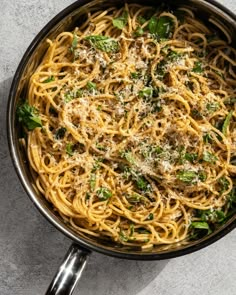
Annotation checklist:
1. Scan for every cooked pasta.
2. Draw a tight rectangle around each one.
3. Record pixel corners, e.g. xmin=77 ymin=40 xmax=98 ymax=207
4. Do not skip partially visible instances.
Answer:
xmin=17 ymin=2 xmax=236 ymax=250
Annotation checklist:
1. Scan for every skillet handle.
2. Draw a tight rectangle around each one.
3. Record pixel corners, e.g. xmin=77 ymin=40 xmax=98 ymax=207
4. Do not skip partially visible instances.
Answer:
xmin=45 ymin=243 xmax=90 ymax=295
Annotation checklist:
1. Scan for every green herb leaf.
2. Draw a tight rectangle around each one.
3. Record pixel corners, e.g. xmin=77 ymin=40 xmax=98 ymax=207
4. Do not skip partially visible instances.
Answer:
xmin=85 ymin=193 xmax=91 ymax=200
xmin=130 ymin=72 xmax=140 ymax=79
xmin=17 ymin=102 xmax=42 ymax=131
xmin=203 ymin=133 xmax=213 ymax=144
xmin=119 ymin=230 xmax=129 ymax=242
xmin=130 ymin=224 xmax=134 ymax=237
xmin=126 ymin=193 xmax=145 ymax=204
xmin=199 ymin=171 xmax=207 ymax=182
xmin=137 ymin=16 xmax=147 ymax=25
xmin=203 ymin=151 xmax=217 ymax=163
xmin=228 ymin=187 xmax=236 ymax=207
xmin=121 ymin=151 xmax=135 ymax=164
xmin=70 ymin=34 xmax=78 ymax=53
xmin=85 ymin=35 xmax=119 ymax=53
xmin=138 ymin=87 xmax=153 ymax=99
xmin=191 ymin=221 xmax=211 ymax=233
xmin=135 ymin=176 xmax=150 ymax=191
xmin=43 ymin=76 xmax=55 ymax=83
xmin=66 ymin=143 xmax=74 ymax=156
xmin=134 ymin=26 xmax=144 ymax=37
xmin=206 ymin=102 xmax=220 ymax=113
xmin=96 ymin=144 xmax=107 ymax=151
xmin=148 ymin=16 xmax=173 ymax=39
xmin=96 ymin=187 xmax=112 ymax=201
xmin=147 ymin=213 xmax=154 ymax=220
xmin=222 ymin=110 xmax=233 ymax=136
xmin=192 ymin=61 xmax=203 ymax=73
xmin=55 ymin=127 xmax=67 ymax=139
xmin=177 ymin=170 xmax=198 ymax=183
xmin=218 ymin=177 xmax=230 ymax=193
xmin=64 ymin=92 xmax=74 ymax=103
xmin=112 ymin=11 xmax=128 ymax=30
xmin=90 ymin=173 xmax=96 ymax=190
xmin=87 ymin=81 xmax=97 ymax=90
xmin=184 ymin=153 xmax=198 ymax=163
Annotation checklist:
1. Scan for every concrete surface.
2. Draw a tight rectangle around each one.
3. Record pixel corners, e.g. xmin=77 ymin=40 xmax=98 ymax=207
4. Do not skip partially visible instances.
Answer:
xmin=0 ymin=0 xmax=235 ymax=294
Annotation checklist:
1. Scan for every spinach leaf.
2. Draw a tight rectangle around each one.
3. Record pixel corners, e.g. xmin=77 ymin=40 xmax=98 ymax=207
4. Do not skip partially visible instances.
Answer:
xmin=126 ymin=193 xmax=145 ymax=204
xmin=85 ymin=35 xmax=119 ymax=53
xmin=137 ymin=16 xmax=147 ymax=25
xmin=148 ymin=16 xmax=173 ymax=39
xmin=112 ymin=11 xmax=128 ymax=29
xmin=222 ymin=110 xmax=233 ymax=136
xmin=134 ymin=26 xmax=144 ymax=37
xmin=177 ymin=170 xmax=198 ymax=183
xmin=17 ymin=102 xmax=42 ymax=131
xmin=96 ymin=187 xmax=112 ymax=201
xmin=203 ymin=151 xmax=217 ymax=163
xmin=66 ymin=143 xmax=74 ymax=156
xmin=192 ymin=61 xmax=203 ymax=73
xmin=70 ymin=34 xmax=78 ymax=53
xmin=184 ymin=152 xmax=198 ymax=163
xmin=218 ymin=177 xmax=230 ymax=193
xmin=206 ymin=102 xmax=219 ymax=113
xmin=191 ymin=221 xmax=211 ymax=233
xmin=135 ymin=175 xmax=150 ymax=191
xmin=138 ymin=87 xmax=153 ymax=99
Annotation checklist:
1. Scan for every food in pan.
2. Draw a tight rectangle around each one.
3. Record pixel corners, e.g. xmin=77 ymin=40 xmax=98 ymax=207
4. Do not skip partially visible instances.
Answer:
xmin=17 ymin=3 xmax=236 ymax=250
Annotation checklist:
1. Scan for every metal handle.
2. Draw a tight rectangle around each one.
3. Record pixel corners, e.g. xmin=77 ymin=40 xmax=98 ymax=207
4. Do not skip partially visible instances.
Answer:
xmin=45 ymin=243 xmax=90 ymax=295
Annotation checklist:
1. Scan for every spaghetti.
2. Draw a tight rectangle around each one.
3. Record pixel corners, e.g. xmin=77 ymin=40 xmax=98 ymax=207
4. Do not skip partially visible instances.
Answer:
xmin=18 ymin=3 xmax=236 ymax=250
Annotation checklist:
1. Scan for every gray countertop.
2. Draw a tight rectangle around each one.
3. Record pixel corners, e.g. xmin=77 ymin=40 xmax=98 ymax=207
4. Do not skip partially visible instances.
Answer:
xmin=0 ymin=0 xmax=235 ymax=294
